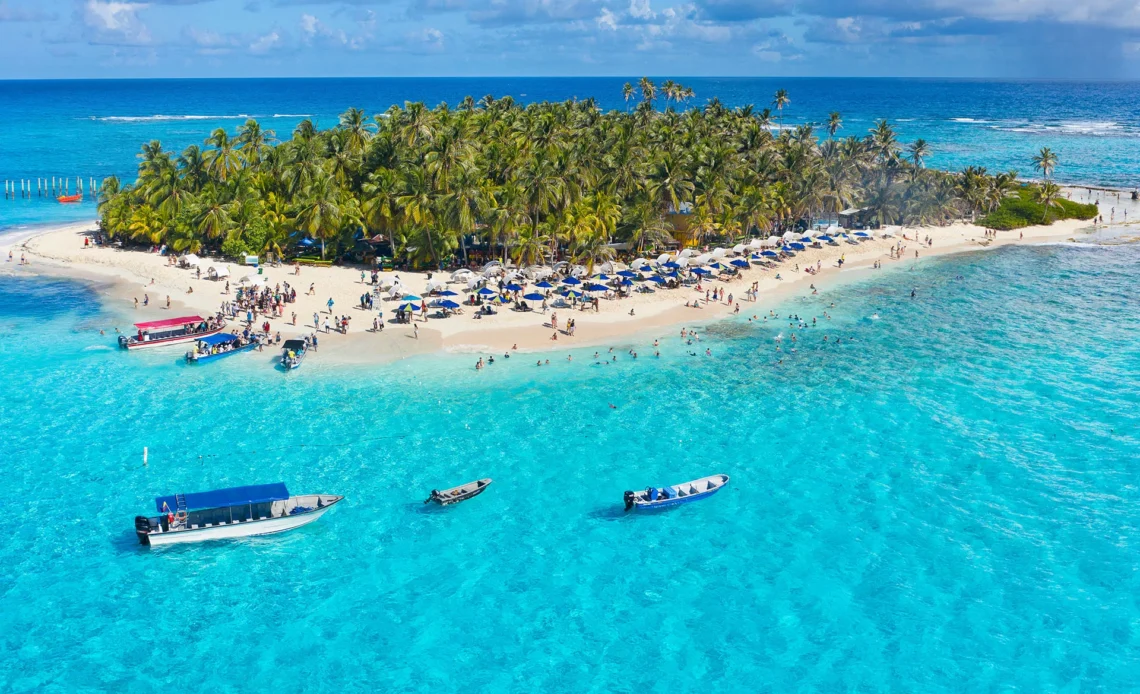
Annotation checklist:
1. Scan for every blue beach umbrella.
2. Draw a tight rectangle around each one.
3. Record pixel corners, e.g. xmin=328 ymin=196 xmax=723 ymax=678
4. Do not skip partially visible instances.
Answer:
xmin=562 ymin=277 xmax=582 ymax=286
xmin=565 ymin=290 xmax=584 ymax=298
xmin=586 ymin=283 xmax=609 ymax=292
xmin=595 ymin=274 xmax=610 ymax=280
xmin=855 ymin=232 xmax=869 ymax=238
xmin=790 ymin=243 xmax=806 ymax=250
xmin=646 ymin=276 xmax=666 ymax=284
xmin=731 ymin=259 xmax=749 ymax=268
xmin=617 ymin=270 xmax=638 ymax=278
xmin=477 ymin=287 xmax=496 ymax=296
xmin=439 ymin=299 xmax=461 ymax=310
xmin=491 ymin=295 xmax=511 ymax=305
xmin=818 ymin=235 xmax=833 ymax=242
xmin=535 ymin=281 xmax=554 ymax=289
xmin=403 ymin=294 xmax=422 ymax=302
xmin=523 ymin=292 xmax=545 ymax=301
xmin=398 ymin=302 xmax=421 ymax=312
xmin=439 ymin=289 xmax=459 ymax=297
xmin=800 ymin=236 xmax=814 ymax=244
xmin=761 ymin=250 xmax=778 ymax=257
xmin=298 ymin=238 xmax=315 ymax=247
xmin=505 ymin=283 xmax=524 ymax=292
xmin=691 ymin=267 xmax=710 ymax=275
xmin=620 ymin=278 xmax=634 ymax=286
xmin=663 ymin=261 xmax=680 ymax=269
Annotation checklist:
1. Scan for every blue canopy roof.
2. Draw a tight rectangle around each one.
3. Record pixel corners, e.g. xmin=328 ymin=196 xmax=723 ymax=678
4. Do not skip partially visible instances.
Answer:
xmin=155 ymin=483 xmax=289 ymax=513
xmin=617 ymin=270 xmax=638 ymax=277
xmin=691 ymin=267 xmax=710 ymax=275
xmin=761 ymin=250 xmax=778 ymax=257
xmin=439 ymin=289 xmax=459 ymax=296
xmin=562 ymin=277 xmax=582 ymax=285
xmin=818 ymin=235 xmax=834 ymax=242
xmin=197 ymin=333 xmax=237 ymax=346
xmin=477 ymin=287 xmax=496 ymax=296
xmin=731 ymin=259 xmax=750 ymax=267
xmin=439 ymin=299 xmax=461 ymax=309
xmin=646 ymin=275 xmax=666 ymax=284
xmin=789 ymin=243 xmax=806 ymax=250
xmin=523 ymin=293 xmax=545 ymax=301
xmin=505 ymin=283 xmax=523 ymax=291
xmin=535 ymin=281 xmax=554 ymax=288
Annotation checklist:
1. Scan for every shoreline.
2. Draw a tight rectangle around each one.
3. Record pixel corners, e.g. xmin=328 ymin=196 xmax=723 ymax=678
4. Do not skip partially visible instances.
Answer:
xmin=5 ymin=214 xmax=1113 ymax=366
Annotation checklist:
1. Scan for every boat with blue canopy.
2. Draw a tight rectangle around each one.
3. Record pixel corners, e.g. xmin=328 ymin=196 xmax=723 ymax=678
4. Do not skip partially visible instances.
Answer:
xmin=281 ymin=338 xmax=308 ymax=370
xmin=134 ymin=482 xmax=342 ymax=546
xmin=185 ymin=332 xmax=261 ymax=364
xmin=624 ymin=474 xmax=729 ymax=512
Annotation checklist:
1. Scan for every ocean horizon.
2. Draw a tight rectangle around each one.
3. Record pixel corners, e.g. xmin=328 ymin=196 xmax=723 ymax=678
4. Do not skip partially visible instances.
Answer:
xmin=2 ymin=77 xmax=1140 ymax=231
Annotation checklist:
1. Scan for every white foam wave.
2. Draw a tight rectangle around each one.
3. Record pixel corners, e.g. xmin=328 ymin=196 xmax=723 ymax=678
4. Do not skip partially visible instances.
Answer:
xmin=950 ymin=117 xmax=989 ymax=123
xmin=986 ymin=120 xmax=1133 ymax=138
xmin=91 ymin=113 xmax=311 ymax=122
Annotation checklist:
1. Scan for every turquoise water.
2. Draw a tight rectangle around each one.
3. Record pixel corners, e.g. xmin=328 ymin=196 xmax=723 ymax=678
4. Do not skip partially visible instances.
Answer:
xmin=1 ymin=243 xmax=1139 ymax=691
xmin=3 ymin=78 xmax=1140 ymax=231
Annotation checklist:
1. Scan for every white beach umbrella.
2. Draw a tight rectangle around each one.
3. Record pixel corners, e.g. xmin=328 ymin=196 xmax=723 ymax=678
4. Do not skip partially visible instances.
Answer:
xmin=631 ymin=257 xmax=648 ymax=269
xmin=732 ymin=244 xmax=746 ymax=254
xmin=766 ymin=236 xmax=781 ymax=247
xmin=655 ymin=253 xmax=671 ymax=265
xmin=711 ymin=247 xmax=727 ymax=258
xmin=694 ymin=253 xmax=713 ymax=266
xmin=675 ymin=257 xmax=690 ymax=268
xmin=678 ymin=248 xmax=695 ymax=259
xmin=425 ymin=279 xmax=445 ymax=293
xmin=749 ymin=239 xmax=763 ymax=249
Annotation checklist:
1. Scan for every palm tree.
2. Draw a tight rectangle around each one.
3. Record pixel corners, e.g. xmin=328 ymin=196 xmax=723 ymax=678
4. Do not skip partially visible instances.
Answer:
xmin=1032 ymin=147 xmax=1058 ymax=180
xmin=293 ymin=173 xmax=343 ymax=259
xmin=622 ymin=82 xmax=635 ymax=112
xmin=772 ymin=89 xmax=790 ymax=131
xmin=907 ymin=139 xmax=930 ymax=169
xmin=1035 ymin=181 xmax=1063 ymax=222
xmin=826 ymin=112 xmax=842 ymax=140
xmin=638 ymin=77 xmax=656 ymax=105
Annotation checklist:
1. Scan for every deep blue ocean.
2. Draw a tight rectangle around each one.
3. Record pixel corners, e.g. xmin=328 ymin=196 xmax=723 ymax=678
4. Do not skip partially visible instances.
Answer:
xmin=1 ymin=78 xmax=1140 ymax=232
xmin=1 ymin=239 xmax=1138 ymax=691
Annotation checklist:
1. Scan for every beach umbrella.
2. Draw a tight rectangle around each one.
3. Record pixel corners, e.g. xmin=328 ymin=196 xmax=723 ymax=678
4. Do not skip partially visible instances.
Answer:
xmin=439 ymin=289 xmax=459 ymax=297
xmin=491 ymin=295 xmax=511 ymax=306
xmin=790 ymin=243 xmax=806 ymax=251
xmin=595 ymin=274 xmax=610 ymax=280
xmin=585 ymin=283 xmax=609 ymax=292
xmin=656 ymin=253 xmax=671 ymax=264
xmin=619 ymin=278 xmax=634 ymax=286
xmin=505 ymin=283 xmax=524 ymax=292
xmin=691 ymin=267 xmax=710 ymax=276
xmin=298 ymin=238 xmax=315 ymax=247
xmin=565 ymin=290 xmax=583 ymax=298
xmin=439 ymin=299 xmax=461 ymax=310
xmin=535 ymin=280 xmax=554 ymax=289
xmin=663 ymin=261 xmax=680 ymax=269
xmin=398 ymin=302 xmax=421 ymax=312
xmin=646 ymin=276 xmax=666 ymax=285
xmin=562 ymin=277 xmax=582 ymax=286
xmin=617 ymin=270 xmax=638 ymax=278
xmin=477 ymin=287 xmax=496 ymax=296
xmin=818 ymin=235 xmax=833 ymax=242
xmin=403 ymin=294 xmax=423 ymax=302
xmin=523 ymin=292 xmax=545 ymax=301
xmin=762 ymin=250 xmax=778 ymax=258
xmin=731 ymin=259 xmax=750 ymax=268
xmin=855 ymin=232 xmax=869 ymax=238
xmin=800 ymin=236 xmax=814 ymax=244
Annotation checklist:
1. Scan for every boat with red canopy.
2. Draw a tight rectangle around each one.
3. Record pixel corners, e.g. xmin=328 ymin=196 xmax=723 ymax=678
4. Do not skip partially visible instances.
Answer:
xmin=57 ymin=193 xmax=83 ymax=203
xmin=117 ymin=315 xmax=226 ymax=350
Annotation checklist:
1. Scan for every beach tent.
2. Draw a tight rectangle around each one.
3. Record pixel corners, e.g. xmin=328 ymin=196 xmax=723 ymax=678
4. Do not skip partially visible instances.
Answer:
xmin=425 ymin=279 xmax=445 ymax=294
xmin=631 ymin=258 xmax=648 ymax=268
xmin=766 ymin=236 xmax=782 ymax=247
xmin=386 ymin=286 xmax=406 ymax=299
xmin=482 ymin=261 xmax=503 ymax=273
xmin=207 ymin=265 xmax=230 ymax=280
xmin=182 ymin=254 xmax=201 ymax=267
xmin=749 ymin=239 xmax=764 ymax=249
xmin=597 ymin=261 xmax=615 ymax=275
xmin=237 ymin=275 xmax=263 ymax=287
xmin=656 ymin=253 xmax=671 ymax=265
xmin=678 ymin=249 xmax=695 ymax=259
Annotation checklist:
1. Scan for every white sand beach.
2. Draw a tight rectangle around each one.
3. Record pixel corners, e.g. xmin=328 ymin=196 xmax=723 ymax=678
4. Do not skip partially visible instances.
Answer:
xmin=2 ymin=213 xmax=1103 ymax=363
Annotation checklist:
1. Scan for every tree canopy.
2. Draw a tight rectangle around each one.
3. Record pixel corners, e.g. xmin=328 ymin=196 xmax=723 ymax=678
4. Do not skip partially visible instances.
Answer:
xmin=98 ymin=80 xmax=1057 ymax=268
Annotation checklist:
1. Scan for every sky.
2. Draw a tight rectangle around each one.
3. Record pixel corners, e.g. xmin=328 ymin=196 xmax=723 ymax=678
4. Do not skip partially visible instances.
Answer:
xmin=1 ymin=0 xmax=1139 ymax=79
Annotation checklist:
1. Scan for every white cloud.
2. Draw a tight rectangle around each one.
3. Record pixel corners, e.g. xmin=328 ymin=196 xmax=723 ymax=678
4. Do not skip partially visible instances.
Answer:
xmin=629 ymin=0 xmax=655 ymax=20
xmin=299 ymin=13 xmax=348 ymax=45
xmin=407 ymin=26 xmax=445 ymax=51
xmin=82 ymin=0 xmax=150 ymax=45
xmin=597 ymin=8 xmax=617 ymax=30
xmin=249 ymin=30 xmax=281 ymax=54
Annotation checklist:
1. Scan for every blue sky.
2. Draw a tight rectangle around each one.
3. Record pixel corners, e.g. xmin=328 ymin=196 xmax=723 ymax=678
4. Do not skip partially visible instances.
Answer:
xmin=1 ymin=0 xmax=1138 ymax=78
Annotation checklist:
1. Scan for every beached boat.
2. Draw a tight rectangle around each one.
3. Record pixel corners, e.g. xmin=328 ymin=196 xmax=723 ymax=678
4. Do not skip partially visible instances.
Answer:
xmin=57 ymin=193 xmax=82 ymax=203
xmin=185 ymin=332 xmax=260 ymax=364
xmin=118 ymin=315 xmax=226 ymax=350
xmin=425 ymin=478 xmax=492 ymax=505
xmin=281 ymin=339 xmax=307 ymax=369
xmin=134 ymin=482 xmax=343 ymax=546
xmin=623 ymin=474 xmax=729 ymax=511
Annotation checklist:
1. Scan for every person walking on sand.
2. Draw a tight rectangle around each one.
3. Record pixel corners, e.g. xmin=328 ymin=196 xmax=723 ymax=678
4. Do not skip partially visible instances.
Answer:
xmin=326 ymin=297 xmax=334 ymax=314
xmin=134 ymin=297 xmax=139 ymax=309
xmin=413 ymin=323 xmax=419 ymax=339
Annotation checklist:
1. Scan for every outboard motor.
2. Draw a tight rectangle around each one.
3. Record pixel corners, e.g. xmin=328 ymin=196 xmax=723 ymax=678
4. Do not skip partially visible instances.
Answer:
xmin=117 ymin=335 xmax=129 ymax=349
xmin=623 ymin=491 xmax=635 ymax=511
xmin=134 ymin=516 xmax=153 ymax=545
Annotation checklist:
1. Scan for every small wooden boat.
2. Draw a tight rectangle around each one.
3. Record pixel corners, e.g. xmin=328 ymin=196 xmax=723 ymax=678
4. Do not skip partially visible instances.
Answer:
xmin=118 ymin=315 xmax=226 ymax=350
xmin=57 ymin=193 xmax=83 ymax=203
xmin=624 ymin=474 xmax=729 ymax=511
xmin=185 ymin=332 xmax=260 ymax=364
xmin=134 ymin=482 xmax=343 ymax=546
xmin=425 ymin=478 xmax=492 ymax=506
xmin=281 ymin=338 xmax=307 ymax=370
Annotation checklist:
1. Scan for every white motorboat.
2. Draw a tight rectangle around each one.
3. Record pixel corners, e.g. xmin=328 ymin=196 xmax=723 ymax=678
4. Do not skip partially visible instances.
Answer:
xmin=134 ymin=483 xmax=342 ymax=546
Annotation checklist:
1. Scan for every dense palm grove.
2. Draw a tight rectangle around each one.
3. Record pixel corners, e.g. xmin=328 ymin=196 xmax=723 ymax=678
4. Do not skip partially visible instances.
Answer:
xmin=98 ymin=80 xmax=1058 ymax=269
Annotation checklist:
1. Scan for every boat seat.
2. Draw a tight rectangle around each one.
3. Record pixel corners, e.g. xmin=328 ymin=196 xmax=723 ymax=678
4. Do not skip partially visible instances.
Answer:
xmin=706 ymin=481 xmax=715 ymax=490
xmin=690 ymin=486 xmax=699 ymax=494
xmin=677 ymin=489 xmax=688 ymax=497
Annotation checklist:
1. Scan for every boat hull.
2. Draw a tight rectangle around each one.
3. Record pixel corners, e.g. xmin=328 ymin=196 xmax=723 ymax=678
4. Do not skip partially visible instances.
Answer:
xmin=625 ymin=474 xmax=730 ymax=512
xmin=139 ymin=495 xmax=341 ymax=546
xmin=120 ymin=324 xmax=226 ymax=350
xmin=629 ymin=486 xmax=723 ymax=511
xmin=186 ymin=342 xmax=259 ymax=364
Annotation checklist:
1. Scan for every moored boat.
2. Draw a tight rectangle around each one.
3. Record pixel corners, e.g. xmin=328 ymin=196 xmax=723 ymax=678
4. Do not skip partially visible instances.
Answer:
xmin=623 ymin=474 xmax=729 ymax=511
xmin=425 ymin=478 xmax=492 ymax=505
xmin=134 ymin=482 xmax=342 ymax=546
xmin=57 ymin=193 xmax=82 ymax=203
xmin=185 ymin=332 xmax=261 ymax=364
xmin=281 ymin=338 xmax=308 ymax=370
xmin=118 ymin=315 xmax=225 ymax=350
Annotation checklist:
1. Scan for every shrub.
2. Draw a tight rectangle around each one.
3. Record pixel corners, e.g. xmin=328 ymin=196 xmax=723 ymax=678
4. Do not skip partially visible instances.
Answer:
xmin=979 ymin=186 xmax=1098 ymax=230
